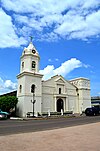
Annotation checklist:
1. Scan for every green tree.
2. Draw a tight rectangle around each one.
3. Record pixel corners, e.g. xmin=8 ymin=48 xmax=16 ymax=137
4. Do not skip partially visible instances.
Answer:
xmin=0 ymin=96 xmax=18 ymax=112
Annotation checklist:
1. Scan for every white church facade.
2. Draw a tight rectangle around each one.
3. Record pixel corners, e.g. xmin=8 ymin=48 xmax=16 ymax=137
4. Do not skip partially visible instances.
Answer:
xmin=17 ymin=41 xmax=91 ymax=117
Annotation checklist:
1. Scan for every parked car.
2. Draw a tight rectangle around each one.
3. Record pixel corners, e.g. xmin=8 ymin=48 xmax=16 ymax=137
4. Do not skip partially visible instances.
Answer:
xmin=85 ymin=106 xmax=100 ymax=116
xmin=0 ymin=113 xmax=8 ymax=120
xmin=0 ymin=109 xmax=10 ymax=119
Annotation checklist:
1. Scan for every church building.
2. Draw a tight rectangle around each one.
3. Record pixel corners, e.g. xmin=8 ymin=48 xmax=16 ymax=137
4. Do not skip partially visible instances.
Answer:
xmin=17 ymin=41 xmax=91 ymax=117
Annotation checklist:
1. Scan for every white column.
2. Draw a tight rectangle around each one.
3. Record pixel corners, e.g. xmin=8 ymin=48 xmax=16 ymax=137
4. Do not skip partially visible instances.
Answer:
xmin=48 ymin=109 xmax=50 ymax=117
xmin=61 ymin=109 xmax=63 ymax=115
xmin=66 ymin=97 xmax=68 ymax=111
xmin=55 ymin=97 xmax=57 ymax=112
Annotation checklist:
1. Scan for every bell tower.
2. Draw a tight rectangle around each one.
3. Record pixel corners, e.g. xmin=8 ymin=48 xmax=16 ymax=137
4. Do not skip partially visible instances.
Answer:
xmin=20 ymin=39 xmax=40 ymax=74
xmin=17 ymin=39 xmax=43 ymax=117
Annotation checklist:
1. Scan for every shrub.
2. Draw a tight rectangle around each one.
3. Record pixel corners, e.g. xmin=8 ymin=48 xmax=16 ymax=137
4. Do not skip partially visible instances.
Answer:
xmin=0 ymin=96 xmax=18 ymax=112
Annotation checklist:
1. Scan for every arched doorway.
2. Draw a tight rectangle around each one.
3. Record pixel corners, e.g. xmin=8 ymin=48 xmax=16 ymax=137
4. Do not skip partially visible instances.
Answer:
xmin=57 ymin=99 xmax=64 ymax=112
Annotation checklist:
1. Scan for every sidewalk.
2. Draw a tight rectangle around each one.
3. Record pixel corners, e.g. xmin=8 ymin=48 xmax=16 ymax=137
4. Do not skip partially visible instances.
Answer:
xmin=0 ymin=122 xmax=100 ymax=151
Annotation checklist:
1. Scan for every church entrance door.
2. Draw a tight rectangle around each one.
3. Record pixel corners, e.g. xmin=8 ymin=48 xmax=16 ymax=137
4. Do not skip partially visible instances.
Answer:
xmin=57 ymin=99 xmax=63 ymax=112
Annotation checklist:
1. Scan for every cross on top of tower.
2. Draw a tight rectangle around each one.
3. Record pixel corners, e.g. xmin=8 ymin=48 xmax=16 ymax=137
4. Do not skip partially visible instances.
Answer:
xmin=30 ymin=36 xmax=33 ymax=43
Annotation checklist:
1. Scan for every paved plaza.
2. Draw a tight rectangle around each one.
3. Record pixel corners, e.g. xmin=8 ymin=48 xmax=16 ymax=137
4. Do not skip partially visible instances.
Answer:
xmin=0 ymin=122 xmax=100 ymax=151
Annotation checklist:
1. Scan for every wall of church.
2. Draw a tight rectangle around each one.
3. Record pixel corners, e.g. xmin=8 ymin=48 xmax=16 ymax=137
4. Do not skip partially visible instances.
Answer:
xmin=17 ymin=73 xmax=43 ymax=117
xmin=21 ymin=56 xmax=32 ymax=73
xmin=42 ymin=78 xmax=79 ymax=113
xmin=21 ymin=53 xmax=40 ymax=73
xmin=68 ymin=96 xmax=78 ymax=113
xmin=70 ymin=78 xmax=91 ymax=113
xmin=42 ymin=94 xmax=53 ymax=112
xmin=17 ymin=94 xmax=42 ymax=117
xmin=16 ymin=97 xmax=24 ymax=117
xmin=65 ymin=86 xmax=78 ymax=113
xmin=67 ymin=88 xmax=77 ymax=96
xmin=17 ymin=76 xmax=26 ymax=96
xmin=25 ymin=75 xmax=42 ymax=95
xmin=42 ymin=85 xmax=55 ymax=112
xmin=17 ymin=96 xmax=32 ymax=117
xmin=78 ymin=89 xmax=91 ymax=111
xmin=17 ymin=74 xmax=42 ymax=97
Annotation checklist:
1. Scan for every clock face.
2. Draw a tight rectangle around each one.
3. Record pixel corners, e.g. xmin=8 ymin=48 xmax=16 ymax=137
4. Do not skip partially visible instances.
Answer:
xmin=32 ymin=49 xmax=36 ymax=54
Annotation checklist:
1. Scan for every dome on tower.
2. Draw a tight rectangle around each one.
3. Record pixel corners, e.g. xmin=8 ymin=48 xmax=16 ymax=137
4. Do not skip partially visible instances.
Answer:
xmin=22 ymin=42 xmax=39 ymax=57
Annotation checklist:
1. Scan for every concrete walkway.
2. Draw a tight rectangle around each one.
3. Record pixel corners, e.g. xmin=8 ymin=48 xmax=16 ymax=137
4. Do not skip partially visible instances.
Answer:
xmin=0 ymin=122 xmax=100 ymax=151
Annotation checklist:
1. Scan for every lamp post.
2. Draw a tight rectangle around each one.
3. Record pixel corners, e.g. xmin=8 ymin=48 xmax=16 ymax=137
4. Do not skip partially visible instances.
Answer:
xmin=31 ymin=84 xmax=36 ymax=117
xmin=31 ymin=97 xmax=36 ymax=117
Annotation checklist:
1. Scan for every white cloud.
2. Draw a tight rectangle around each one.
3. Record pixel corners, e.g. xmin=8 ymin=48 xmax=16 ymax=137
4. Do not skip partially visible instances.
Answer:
xmin=2 ymin=0 xmax=99 ymax=14
xmin=14 ymin=14 xmax=43 ymax=31
xmin=0 ymin=9 xmax=27 ymax=48
xmin=4 ymin=80 xmax=17 ymax=90
xmin=40 ymin=58 xmax=86 ymax=80
xmin=1 ymin=0 xmax=100 ymax=46
xmin=39 ymin=32 xmax=60 ymax=42
xmin=55 ymin=58 xmax=59 ymax=61
xmin=48 ymin=59 xmax=52 ymax=62
xmin=0 ymin=77 xmax=17 ymax=95
xmin=98 ymin=92 xmax=100 ymax=95
xmin=0 ymin=78 xmax=4 ymax=89
xmin=54 ymin=58 xmax=82 ymax=76
xmin=1 ymin=0 xmax=73 ymax=14
xmin=82 ymin=0 xmax=100 ymax=9
xmin=48 ymin=58 xmax=59 ymax=63
xmin=40 ymin=65 xmax=54 ymax=80
xmin=55 ymin=12 xmax=86 ymax=36
xmin=0 ymin=77 xmax=3 ymax=83
xmin=55 ymin=9 xmax=100 ymax=40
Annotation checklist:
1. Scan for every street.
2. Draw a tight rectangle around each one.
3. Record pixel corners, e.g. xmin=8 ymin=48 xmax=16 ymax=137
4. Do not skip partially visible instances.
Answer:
xmin=0 ymin=116 xmax=100 ymax=136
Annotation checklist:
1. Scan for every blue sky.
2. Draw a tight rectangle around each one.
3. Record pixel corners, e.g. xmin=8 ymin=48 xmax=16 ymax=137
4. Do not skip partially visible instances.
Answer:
xmin=0 ymin=0 xmax=100 ymax=96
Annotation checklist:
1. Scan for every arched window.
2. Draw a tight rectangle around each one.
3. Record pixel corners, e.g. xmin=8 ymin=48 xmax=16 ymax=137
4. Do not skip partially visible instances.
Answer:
xmin=22 ymin=62 xmax=24 ymax=68
xmin=19 ymin=85 xmax=22 ymax=93
xmin=59 ymin=88 xmax=61 ymax=94
xmin=32 ymin=61 xmax=36 ymax=69
xmin=31 ymin=84 xmax=35 ymax=93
